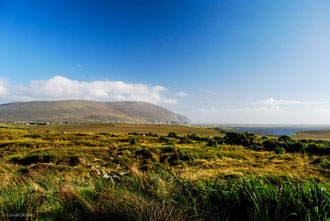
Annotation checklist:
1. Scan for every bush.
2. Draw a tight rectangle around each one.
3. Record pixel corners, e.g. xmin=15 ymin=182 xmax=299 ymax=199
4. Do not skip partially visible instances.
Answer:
xmin=159 ymin=136 xmax=169 ymax=142
xmin=168 ymin=132 xmax=178 ymax=139
xmin=206 ymin=139 xmax=219 ymax=148
xmin=179 ymin=136 xmax=192 ymax=144
xmin=224 ymin=131 xmax=255 ymax=146
xmin=264 ymin=139 xmax=308 ymax=154
xmin=213 ymin=136 xmax=224 ymax=144
xmin=130 ymin=137 xmax=139 ymax=145
xmin=278 ymin=135 xmax=294 ymax=142
xmin=275 ymin=146 xmax=286 ymax=155
xmin=187 ymin=134 xmax=203 ymax=141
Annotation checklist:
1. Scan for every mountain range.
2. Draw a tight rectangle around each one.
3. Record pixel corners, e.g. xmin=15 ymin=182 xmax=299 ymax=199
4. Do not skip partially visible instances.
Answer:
xmin=0 ymin=100 xmax=190 ymax=124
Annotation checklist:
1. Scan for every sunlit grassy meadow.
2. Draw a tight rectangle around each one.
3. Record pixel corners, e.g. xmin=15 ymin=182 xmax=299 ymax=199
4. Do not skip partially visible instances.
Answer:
xmin=0 ymin=123 xmax=329 ymax=220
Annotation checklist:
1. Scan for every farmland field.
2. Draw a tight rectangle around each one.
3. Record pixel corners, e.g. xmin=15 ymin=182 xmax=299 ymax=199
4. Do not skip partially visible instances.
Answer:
xmin=0 ymin=123 xmax=329 ymax=220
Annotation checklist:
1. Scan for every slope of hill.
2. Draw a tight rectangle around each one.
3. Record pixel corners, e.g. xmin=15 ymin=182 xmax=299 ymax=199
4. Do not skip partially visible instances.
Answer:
xmin=0 ymin=100 xmax=191 ymax=124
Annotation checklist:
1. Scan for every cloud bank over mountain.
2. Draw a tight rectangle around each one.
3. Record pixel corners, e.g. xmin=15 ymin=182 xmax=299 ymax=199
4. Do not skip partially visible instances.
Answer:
xmin=0 ymin=76 xmax=179 ymax=104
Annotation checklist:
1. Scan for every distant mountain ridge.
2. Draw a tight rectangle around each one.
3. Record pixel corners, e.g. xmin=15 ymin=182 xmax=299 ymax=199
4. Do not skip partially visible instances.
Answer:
xmin=0 ymin=100 xmax=190 ymax=124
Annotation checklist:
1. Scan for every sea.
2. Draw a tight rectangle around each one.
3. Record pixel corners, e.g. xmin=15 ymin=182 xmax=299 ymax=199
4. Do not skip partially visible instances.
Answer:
xmin=195 ymin=124 xmax=330 ymax=136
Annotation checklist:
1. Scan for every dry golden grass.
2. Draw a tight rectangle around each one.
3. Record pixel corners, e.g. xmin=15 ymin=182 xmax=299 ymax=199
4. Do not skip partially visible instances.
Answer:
xmin=294 ymin=130 xmax=330 ymax=140
xmin=0 ymin=125 xmax=329 ymax=220
xmin=178 ymin=149 xmax=330 ymax=181
xmin=0 ymin=124 xmax=328 ymax=182
xmin=3 ymin=123 xmax=222 ymax=136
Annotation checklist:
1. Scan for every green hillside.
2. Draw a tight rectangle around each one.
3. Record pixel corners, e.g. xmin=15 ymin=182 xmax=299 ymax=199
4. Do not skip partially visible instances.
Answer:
xmin=0 ymin=100 xmax=191 ymax=124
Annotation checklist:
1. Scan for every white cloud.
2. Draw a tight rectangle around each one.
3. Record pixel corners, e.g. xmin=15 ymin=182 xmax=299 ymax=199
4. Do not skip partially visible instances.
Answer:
xmin=199 ymin=107 xmax=218 ymax=114
xmin=314 ymin=108 xmax=330 ymax=113
xmin=224 ymin=97 xmax=328 ymax=115
xmin=254 ymin=98 xmax=327 ymax=105
xmin=176 ymin=92 xmax=189 ymax=97
xmin=0 ymin=76 xmax=178 ymax=104
xmin=0 ymin=79 xmax=8 ymax=96
xmin=227 ymin=105 xmax=283 ymax=113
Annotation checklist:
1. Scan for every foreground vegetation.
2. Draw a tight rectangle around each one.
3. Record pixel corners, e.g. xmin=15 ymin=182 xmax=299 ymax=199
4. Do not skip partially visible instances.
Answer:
xmin=0 ymin=123 xmax=329 ymax=220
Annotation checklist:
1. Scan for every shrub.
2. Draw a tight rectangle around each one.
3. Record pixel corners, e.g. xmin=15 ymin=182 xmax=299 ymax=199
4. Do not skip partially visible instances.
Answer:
xmin=224 ymin=131 xmax=255 ymax=146
xmin=130 ymin=137 xmax=139 ymax=145
xmin=168 ymin=132 xmax=178 ymax=139
xmin=179 ymin=136 xmax=192 ymax=144
xmin=275 ymin=146 xmax=286 ymax=155
xmin=278 ymin=135 xmax=294 ymax=142
xmin=159 ymin=136 xmax=169 ymax=142
xmin=213 ymin=136 xmax=224 ymax=144
xmin=206 ymin=139 xmax=218 ymax=148
xmin=161 ymin=146 xmax=175 ymax=153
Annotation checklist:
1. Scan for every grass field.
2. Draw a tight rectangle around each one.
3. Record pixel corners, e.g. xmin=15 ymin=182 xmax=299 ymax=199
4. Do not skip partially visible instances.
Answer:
xmin=295 ymin=130 xmax=330 ymax=141
xmin=0 ymin=123 xmax=329 ymax=220
xmin=1 ymin=123 xmax=223 ymax=136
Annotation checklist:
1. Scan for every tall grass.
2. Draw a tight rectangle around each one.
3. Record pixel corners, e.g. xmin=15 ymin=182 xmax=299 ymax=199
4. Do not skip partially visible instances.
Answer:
xmin=0 ymin=127 xmax=329 ymax=220
xmin=0 ymin=169 xmax=328 ymax=221
xmin=0 ymin=180 xmax=45 ymax=220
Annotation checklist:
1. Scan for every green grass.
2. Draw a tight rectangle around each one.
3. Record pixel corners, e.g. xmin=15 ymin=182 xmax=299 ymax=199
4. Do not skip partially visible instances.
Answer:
xmin=0 ymin=170 xmax=329 ymax=221
xmin=1 ymin=122 xmax=223 ymax=136
xmin=294 ymin=130 xmax=330 ymax=141
xmin=0 ymin=125 xmax=329 ymax=220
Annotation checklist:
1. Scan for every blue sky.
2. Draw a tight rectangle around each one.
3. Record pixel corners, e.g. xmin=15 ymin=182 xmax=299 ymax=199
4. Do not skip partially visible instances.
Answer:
xmin=1 ymin=0 xmax=330 ymax=124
